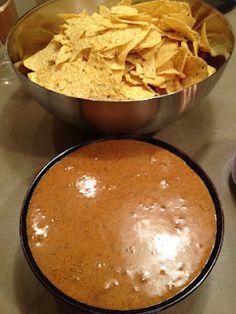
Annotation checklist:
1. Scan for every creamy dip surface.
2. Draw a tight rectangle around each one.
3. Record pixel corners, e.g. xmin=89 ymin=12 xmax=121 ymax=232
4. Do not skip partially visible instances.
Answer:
xmin=27 ymin=139 xmax=216 ymax=310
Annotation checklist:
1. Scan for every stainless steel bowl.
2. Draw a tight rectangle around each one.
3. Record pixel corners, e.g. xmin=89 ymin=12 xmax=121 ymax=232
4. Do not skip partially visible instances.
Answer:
xmin=7 ymin=0 xmax=235 ymax=134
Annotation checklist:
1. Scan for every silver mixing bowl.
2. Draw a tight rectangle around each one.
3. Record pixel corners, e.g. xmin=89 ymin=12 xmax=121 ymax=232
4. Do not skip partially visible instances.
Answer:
xmin=7 ymin=0 xmax=235 ymax=134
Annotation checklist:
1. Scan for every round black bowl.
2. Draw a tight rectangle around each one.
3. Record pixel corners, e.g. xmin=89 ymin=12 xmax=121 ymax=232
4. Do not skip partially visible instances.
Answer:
xmin=20 ymin=135 xmax=224 ymax=313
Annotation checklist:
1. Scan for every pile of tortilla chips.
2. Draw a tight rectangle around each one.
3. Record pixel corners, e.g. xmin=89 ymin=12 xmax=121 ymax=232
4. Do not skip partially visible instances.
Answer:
xmin=23 ymin=0 xmax=232 ymax=100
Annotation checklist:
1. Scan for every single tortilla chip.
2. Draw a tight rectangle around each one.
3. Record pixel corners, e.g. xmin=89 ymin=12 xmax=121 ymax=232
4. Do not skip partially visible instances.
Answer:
xmin=173 ymin=78 xmax=183 ymax=91
xmin=55 ymin=45 xmax=72 ymax=66
xmin=158 ymin=16 xmax=199 ymax=42
xmin=134 ymin=27 xmax=162 ymax=50
xmin=163 ymin=79 xmax=175 ymax=93
xmin=136 ymin=63 xmax=144 ymax=75
xmin=156 ymin=60 xmax=183 ymax=77
xmin=142 ymin=54 xmax=156 ymax=78
xmin=161 ymin=77 xmax=182 ymax=93
xmin=155 ymin=40 xmax=178 ymax=68
xmin=23 ymin=40 xmax=59 ymax=72
xmin=110 ymin=5 xmax=138 ymax=16
xmin=124 ymin=72 xmax=142 ymax=85
xmin=167 ymin=11 xmax=196 ymax=28
xmin=208 ymin=34 xmax=231 ymax=59
xmin=167 ymin=78 xmax=182 ymax=93
xmin=161 ymin=31 xmax=186 ymax=41
xmin=172 ymin=46 xmax=188 ymax=75
xmin=111 ymin=16 xmax=150 ymax=25
xmin=143 ymin=76 xmax=168 ymax=87
xmin=133 ymin=0 xmax=191 ymax=18
xmin=91 ymin=13 xmax=128 ymax=30
xmin=198 ymin=22 xmax=211 ymax=53
xmin=138 ymin=45 xmax=161 ymax=61
xmin=182 ymin=55 xmax=208 ymax=88
xmin=207 ymin=65 xmax=216 ymax=76
xmin=121 ymin=83 xmax=156 ymax=99
xmin=193 ymin=37 xmax=199 ymax=56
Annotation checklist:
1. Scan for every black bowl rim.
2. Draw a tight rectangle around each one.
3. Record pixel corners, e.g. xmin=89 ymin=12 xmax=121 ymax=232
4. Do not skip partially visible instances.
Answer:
xmin=20 ymin=134 xmax=224 ymax=314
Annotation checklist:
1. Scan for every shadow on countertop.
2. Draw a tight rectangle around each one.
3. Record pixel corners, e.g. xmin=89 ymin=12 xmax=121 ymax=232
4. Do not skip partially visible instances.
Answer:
xmin=14 ymin=249 xmax=57 ymax=314
xmin=157 ymin=98 xmax=215 ymax=158
xmin=0 ymin=84 xmax=93 ymax=179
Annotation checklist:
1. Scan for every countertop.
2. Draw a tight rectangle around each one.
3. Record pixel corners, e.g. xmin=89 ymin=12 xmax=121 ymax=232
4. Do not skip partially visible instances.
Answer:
xmin=1 ymin=1 xmax=236 ymax=314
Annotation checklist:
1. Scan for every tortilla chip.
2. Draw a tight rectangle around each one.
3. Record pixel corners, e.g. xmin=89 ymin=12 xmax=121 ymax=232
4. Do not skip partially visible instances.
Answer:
xmin=163 ymin=79 xmax=175 ymax=93
xmin=55 ymin=45 xmax=72 ymax=65
xmin=133 ymin=0 xmax=191 ymax=18
xmin=156 ymin=60 xmax=182 ymax=77
xmin=172 ymin=46 xmax=188 ymax=75
xmin=23 ymin=40 xmax=59 ymax=71
xmin=180 ymin=41 xmax=193 ymax=55
xmin=173 ymin=78 xmax=182 ymax=91
xmin=159 ymin=16 xmax=198 ymax=42
xmin=167 ymin=11 xmax=196 ymax=28
xmin=110 ymin=5 xmax=138 ymax=16
xmin=161 ymin=77 xmax=182 ymax=93
xmin=121 ymin=84 xmax=156 ymax=99
xmin=126 ymin=53 xmax=143 ymax=65
xmin=91 ymin=13 xmax=127 ymax=30
xmin=210 ymin=36 xmax=231 ymax=60
xmin=162 ymin=31 xmax=186 ymax=41
xmin=207 ymin=65 xmax=216 ymax=76
xmin=134 ymin=27 xmax=162 ymax=50
xmin=125 ymin=72 xmax=142 ymax=85
xmin=136 ymin=63 xmax=144 ymax=75
xmin=143 ymin=76 xmax=169 ymax=87
xmin=142 ymin=54 xmax=156 ymax=78
xmin=199 ymin=22 xmax=211 ymax=53
xmin=182 ymin=56 xmax=208 ymax=88
xmin=138 ymin=45 xmax=161 ymax=61
xmin=111 ymin=16 xmax=150 ymax=26
xmin=155 ymin=40 xmax=178 ymax=68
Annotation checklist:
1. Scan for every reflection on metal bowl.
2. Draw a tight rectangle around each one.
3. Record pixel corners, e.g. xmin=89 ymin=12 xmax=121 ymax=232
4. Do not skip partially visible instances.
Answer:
xmin=7 ymin=0 xmax=235 ymax=134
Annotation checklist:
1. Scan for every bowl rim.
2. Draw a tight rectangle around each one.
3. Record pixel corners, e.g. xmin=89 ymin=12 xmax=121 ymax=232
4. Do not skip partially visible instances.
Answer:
xmin=20 ymin=134 xmax=224 ymax=313
xmin=7 ymin=0 xmax=235 ymax=103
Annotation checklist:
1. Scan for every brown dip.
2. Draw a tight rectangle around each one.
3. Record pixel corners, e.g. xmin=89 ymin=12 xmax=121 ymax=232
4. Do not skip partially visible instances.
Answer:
xmin=27 ymin=139 xmax=216 ymax=310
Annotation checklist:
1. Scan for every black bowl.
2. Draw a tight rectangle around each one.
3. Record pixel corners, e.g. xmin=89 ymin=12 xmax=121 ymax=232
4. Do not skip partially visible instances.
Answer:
xmin=20 ymin=135 xmax=224 ymax=313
